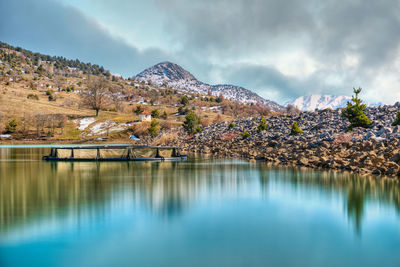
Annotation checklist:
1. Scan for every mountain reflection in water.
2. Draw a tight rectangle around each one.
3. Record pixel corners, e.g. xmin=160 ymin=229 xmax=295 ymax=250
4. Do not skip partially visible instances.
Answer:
xmin=1 ymin=147 xmax=399 ymax=240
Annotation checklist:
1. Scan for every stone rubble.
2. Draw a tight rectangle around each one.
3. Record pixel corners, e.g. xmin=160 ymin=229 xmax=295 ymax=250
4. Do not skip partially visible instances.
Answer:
xmin=169 ymin=103 xmax=400 ymax=177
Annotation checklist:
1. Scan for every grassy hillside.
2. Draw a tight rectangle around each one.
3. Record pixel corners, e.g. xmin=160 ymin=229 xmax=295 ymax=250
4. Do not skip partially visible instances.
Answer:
xmin=0 ymin=41 xmax=274 ymax=143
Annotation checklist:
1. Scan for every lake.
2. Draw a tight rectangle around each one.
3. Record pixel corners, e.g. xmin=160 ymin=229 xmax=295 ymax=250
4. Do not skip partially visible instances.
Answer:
xmin=1 ymin=147 xmax=400 ymax=266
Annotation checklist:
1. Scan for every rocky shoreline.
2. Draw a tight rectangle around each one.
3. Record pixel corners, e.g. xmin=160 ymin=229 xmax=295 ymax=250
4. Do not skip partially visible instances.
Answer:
xmin=169 ymin=103 xmax=400 ymax=177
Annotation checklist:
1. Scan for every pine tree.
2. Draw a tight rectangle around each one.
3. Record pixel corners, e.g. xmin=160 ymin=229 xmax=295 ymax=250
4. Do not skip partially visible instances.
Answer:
xmin=151 ymin=109 xmax=160 ymax=118
xmin=161 ymin=111 xmax=168 ymax=120
xmin=342 ymin=87 xmax=372 ymax=131
xmin=180 ymin=96 xmax=189 ymax=106
xmin=5 ymin=118 xmax=18 ymax=133
xmin=392 ymin=111 xmax=400 ymax=126
xmin=290 ymin=121 xmax=304 ymax=135
xmin=148 ymin=120 xmax=160 ymax=137
xmin=134 ymin=105 xmax=143 ymax=115
xmin=183 ymin=111 xmax=201 ymax=134
xmin=242 ymin=131 xmax=250 ymax=139
xmin=258 ymin=115 xmax=267 ymax=132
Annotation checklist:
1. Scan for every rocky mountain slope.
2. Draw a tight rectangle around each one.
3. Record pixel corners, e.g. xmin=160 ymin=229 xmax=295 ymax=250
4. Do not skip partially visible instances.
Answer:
xmin=168 ymin=103 xmax=400 ymax=177
xmin=135 ymin=62 xmax=283 ymax=111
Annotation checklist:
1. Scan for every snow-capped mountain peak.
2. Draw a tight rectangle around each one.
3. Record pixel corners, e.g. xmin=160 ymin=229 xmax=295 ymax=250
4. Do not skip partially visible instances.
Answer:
xmin=137 ymin=61 xmax=197 ymax=83
xmin=287 ymin=94 xmax=383 ymax=111
xmin=135 ymin=62 xmax=283 ymax=111
xmin=287 ymin=95 xmax=352 ymax=111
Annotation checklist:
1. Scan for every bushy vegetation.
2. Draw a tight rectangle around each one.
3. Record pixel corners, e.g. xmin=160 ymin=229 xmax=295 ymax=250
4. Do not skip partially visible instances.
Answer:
xmin=46 ymin=90 xmax=56 ymax=101
xmin=183 ymin=111 xmax=201 ymax=134
xmin=151 ymin=109 xmax=160 ymax=118
xmin=216 ymin=93 xmax=224 ymax=103
xmin=65 ymin=86 xmax=74 ymax=93
xmin=290 ymin=121 xmax=304 ymax=135
xmin=180 ymin=96 xmax=189 ymax=106
xmin=27 ymin=94 xmax=39 ymax=100
xmin=148 ymin=120 xmax=160 ymax=137
xmin=5 ymin=118 xmax=18 ymax=133
xmin=228 ymin=122 xmax=235 ymax=129
xmin=242 ymin=131 xmax=250 ymax=139
xmin=391 ymin=111 xmax=400 ymax=126
xmin=342 ymin=88 xmax=372 ymax=131
xmin=178 ymin=106 xmax=190 ymax=115
xmin=161 ymin=111 xmax=168 ymax=120
xmin=258 ymin=115 xmax=267 ymax=132
xmin=134 ymin=105 xmax=144 ymax=115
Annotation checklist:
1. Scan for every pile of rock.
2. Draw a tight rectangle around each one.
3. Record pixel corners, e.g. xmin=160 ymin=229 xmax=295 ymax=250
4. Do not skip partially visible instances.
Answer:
xmin=169 ymin=103 xmax=400 ymax=177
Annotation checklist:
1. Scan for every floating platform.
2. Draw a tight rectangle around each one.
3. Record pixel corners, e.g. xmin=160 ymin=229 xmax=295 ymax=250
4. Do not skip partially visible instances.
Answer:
xmin=43 ymin=145 xmax=187 ymax=161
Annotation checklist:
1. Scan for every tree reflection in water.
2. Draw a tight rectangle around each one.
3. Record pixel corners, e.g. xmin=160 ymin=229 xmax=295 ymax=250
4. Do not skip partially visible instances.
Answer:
xmin=1 ymin=147 xmax=400 ymax=238
xmin=258 ymin=165 xmax=400 ymax=235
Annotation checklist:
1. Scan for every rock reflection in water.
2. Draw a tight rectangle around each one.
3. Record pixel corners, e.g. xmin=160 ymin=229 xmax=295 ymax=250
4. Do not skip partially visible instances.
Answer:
xmin=1 ymin=147 xmax=400 ymax=240
xmin=259 ymin=166 xmax=400 ymax=234
xmin=0 ymin=149 xmax=256 ymax=238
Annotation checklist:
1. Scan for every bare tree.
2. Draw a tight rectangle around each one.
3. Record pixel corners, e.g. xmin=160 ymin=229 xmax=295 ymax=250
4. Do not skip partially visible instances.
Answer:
xmin=34 ymin=114 xmax=46 ymax=137
xmin=54 ymin=76 xmax=65 ymax=91
xmin=286 ymin=104 xmax=301 ymax=115
xmin=80 ymin=76 xmax=110 ymax=116
xmin=109 ymin=84 xmax=124 ymax=112
xmin=56 ymin=114 xmax=68 ymax=135
xmin=0 ymin=112 xmax=4 ymax=133
xmin=21 ymin=112 xmax=33 ymax=135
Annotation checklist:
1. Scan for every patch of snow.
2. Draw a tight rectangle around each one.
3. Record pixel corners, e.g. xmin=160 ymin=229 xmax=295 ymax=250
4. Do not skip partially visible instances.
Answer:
xmin=0 ymin=134 xmax=12 ymax=139
xmin=90 ymin=122 xmax=105 ymax=134
xmin=87 ymin=121 xmax=130 ymax=136
xmin=75 ymin=117 xmax=95 ymax=130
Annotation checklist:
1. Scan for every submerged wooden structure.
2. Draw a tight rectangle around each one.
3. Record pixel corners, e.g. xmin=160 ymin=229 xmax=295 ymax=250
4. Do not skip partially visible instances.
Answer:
xmin=43 ymin=145 xmax=187 ymax=161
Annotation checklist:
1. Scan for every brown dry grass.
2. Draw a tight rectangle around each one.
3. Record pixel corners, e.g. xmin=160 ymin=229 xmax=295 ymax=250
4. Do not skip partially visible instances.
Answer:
xmin=132 ymin=121 xmax=151 ymax=137
xmin=152 ymin=132 xmax=179 ymax=146
xmin=0 ymin=76 xmax=243 ymax=140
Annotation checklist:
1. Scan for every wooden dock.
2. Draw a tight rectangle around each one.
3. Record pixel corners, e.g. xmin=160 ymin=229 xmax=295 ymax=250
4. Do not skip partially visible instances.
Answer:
xmin=42 ymin=145 xmax=187 ymax=161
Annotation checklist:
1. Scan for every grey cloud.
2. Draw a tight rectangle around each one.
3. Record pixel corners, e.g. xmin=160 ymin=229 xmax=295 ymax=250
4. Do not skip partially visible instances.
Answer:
xmin=312 ymin=0 xmax=400 ymax=68
xmin=0 ymin=0 xmax=170 ymax=77
xmin=222 ymin=64 xmax=367 ymax=102
xmin=1 ymin=0 xmax=399 ymax=103
xmin=157 ymin=0 xmax=400 ymax=69
xmin=156 ymin=0 xmax=400 ymax=103
xmin=223 ymin=64 xmax=315 ymax=101
xmin=157 ymin=0 xmax=315 ymax=56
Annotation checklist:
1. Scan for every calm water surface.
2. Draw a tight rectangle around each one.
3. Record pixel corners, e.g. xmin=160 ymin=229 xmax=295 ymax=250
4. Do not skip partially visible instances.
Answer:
xmin=1 ymin=147 xmax=400 ymax=266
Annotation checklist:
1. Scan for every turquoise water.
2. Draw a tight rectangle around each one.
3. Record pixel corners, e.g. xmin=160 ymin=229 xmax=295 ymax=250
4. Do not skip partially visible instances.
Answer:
xmin=1 ymin=147 xmax=400 ymax=266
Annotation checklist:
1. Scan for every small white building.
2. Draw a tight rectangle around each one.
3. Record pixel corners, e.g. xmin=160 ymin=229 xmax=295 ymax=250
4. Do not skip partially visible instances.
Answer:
xmin=139 ymin=111 xmax=152 ymax=122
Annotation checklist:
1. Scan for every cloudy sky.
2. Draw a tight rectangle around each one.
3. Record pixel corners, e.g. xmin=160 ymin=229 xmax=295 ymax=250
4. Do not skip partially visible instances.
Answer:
xmin=1 ymin=0 xmax=400 ymax=104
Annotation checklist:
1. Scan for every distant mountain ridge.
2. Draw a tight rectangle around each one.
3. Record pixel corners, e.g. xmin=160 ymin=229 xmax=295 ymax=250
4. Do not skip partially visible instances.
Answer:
xmin=0 ymin=41 xmax=111 ymax=77
xmin=287 ymin=94 xmax=383 ymax=111
xmin=287 ymin=95 xmax=351 ymax=111
xmin=135 ymin=62 xmax=283 ymax=111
